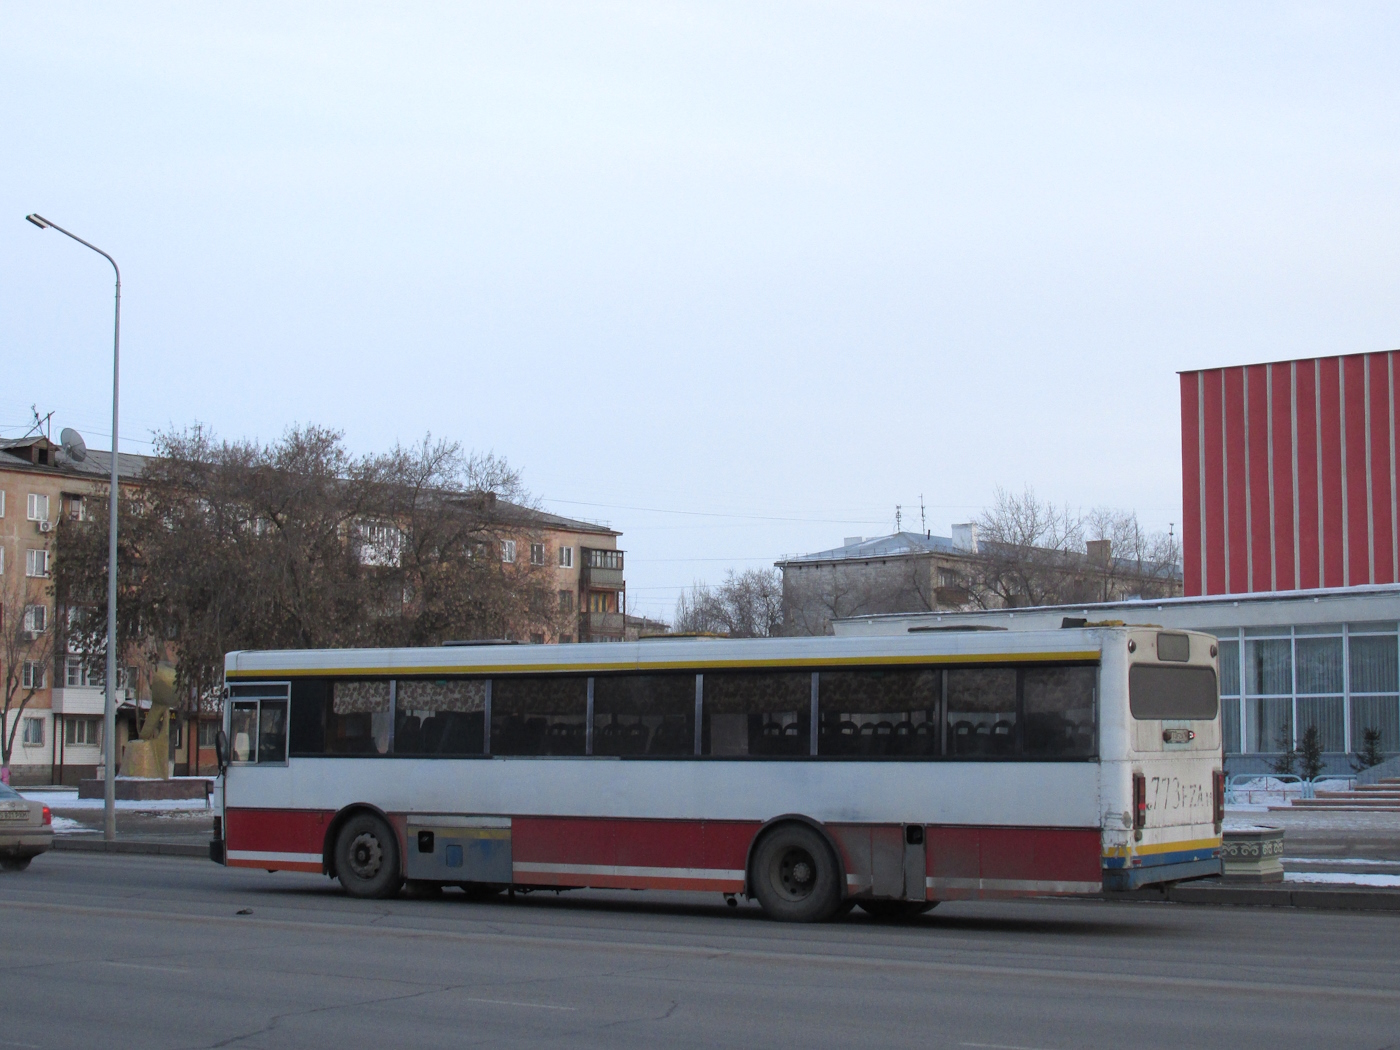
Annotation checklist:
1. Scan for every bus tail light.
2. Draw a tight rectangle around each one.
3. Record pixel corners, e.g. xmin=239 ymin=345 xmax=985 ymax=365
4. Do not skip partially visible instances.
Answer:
xmin=1213 ymin=770 xmax=1226 ymax=824
xmin=1132 ymin=773 xmax=1147 ymax=830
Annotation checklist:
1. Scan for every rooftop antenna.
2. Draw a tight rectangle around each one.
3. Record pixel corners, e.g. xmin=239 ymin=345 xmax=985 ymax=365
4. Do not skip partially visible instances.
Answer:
xmin=895 ymin=505 xmax=902 ymax=533
xmin=23 ymin=406 xmax=54 ymax=441
xmin=920 ymin=495 xmax=927 ymax=536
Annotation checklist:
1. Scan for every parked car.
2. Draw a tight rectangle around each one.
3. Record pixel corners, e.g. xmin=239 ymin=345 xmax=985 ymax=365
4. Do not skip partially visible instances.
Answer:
xmin=0 ymin=783 xmax=53 ymax=870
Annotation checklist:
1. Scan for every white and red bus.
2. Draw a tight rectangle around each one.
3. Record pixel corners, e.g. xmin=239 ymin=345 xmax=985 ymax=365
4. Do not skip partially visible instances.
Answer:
xmin=210 ymin=626 xmax=1224 ymax=921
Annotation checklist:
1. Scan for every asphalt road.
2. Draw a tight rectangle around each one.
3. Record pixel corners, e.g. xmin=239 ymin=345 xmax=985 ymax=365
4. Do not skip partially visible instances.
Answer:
xmin=2 ymin=853 xmax=1398 ymax=1050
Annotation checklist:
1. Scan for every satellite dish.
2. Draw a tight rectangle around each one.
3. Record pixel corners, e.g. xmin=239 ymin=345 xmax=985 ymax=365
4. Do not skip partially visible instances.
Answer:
xmin=59 ymin=428 xmax=88 ymax=463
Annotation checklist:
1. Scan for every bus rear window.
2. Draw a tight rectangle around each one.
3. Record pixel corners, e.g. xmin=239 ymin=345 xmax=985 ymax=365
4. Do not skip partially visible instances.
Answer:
xmin=1128 ymin=665 xmax=1218 ymax=720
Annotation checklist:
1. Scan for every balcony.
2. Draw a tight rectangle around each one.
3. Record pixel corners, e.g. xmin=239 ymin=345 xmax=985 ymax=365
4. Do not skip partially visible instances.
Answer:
xmin=580 ymin=547 xmax=625 ymax=590
xmin=582 ymin=611 xmax=625 ymax=640
xmin=51 ymin=686 xmax=106 ymax=716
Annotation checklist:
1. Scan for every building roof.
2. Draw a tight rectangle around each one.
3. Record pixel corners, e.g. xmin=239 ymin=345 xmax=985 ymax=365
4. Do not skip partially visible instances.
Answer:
xmin=833 ymin=582 xmax=1400 ymax=636
xmin=0 ymin=436 xmax=149 ymax=483
xmin=776 ymin=531 xmax=965 ymax=566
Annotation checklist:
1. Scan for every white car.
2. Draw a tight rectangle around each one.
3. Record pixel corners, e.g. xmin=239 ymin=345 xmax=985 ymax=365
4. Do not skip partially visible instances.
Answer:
xmin=0 ymin=782 xmax=53 ymax=871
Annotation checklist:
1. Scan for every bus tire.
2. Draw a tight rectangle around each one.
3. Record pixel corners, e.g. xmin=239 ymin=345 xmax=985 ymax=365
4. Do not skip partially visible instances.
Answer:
xmin=856 ymin=900 xmax=938 ymax=921
xmin=334 ymin=813 xmax=402 ymax=899
xmin=750 ymin=823 xmax=841 ymax=923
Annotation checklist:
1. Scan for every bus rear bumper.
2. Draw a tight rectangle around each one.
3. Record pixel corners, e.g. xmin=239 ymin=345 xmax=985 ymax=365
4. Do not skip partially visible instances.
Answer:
xmin=1102 ymin=845 xmax=1221 ymax=891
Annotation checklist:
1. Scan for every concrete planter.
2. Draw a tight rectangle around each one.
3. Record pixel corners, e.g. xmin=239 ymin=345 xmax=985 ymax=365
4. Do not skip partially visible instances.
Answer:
xmin=1221 ymin=824 xmax=1285 ymax=883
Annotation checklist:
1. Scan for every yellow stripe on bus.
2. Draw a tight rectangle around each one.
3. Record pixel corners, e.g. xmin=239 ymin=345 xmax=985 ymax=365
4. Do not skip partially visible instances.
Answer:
xmin=225 ymin=650 xmax=1103 ymax=679
xmin=1133 ymin=836 xmax=1222 ymax=856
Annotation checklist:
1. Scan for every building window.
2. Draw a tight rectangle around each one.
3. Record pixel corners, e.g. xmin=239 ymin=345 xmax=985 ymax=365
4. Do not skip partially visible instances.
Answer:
xmin=25 ymin=548 xmax=50 ymax=578
xmin=0 ymin=490 xmax=5 ymax=516
xmin=530 ymin=633 xmax=545 ymax=644
xmin=530 ymin=543 xmax=546 ymax=565
xmin=558 ymin=546 xmax=573 ymax=568
xmin=21 ymin=662 xmax=47 ymax=690
xmin=67 ymin=495 xmax=86 ymax=521
xmin=0 ymin=546 xmax=5 ymax=575
xmin=65 ymin=717 xmax=100 ymax=746
xmin=22 ymin=718 xmax=44 ymax=746
xmin=501 ymin=540 xmax=516 ymax=563
xmin=1213 ymin=622 xmax=1400 ymax=756
xmin=589 ymin=592 xmax=611 ymax=613
xmin=27 ymin=493 xmax=50 ymax=521
xmin=558 ymin=634 xmax=573 ymax=644
xmin=23 ymin=605 xmax=47 ymax=634
xmin=559 ymin=590 xmax=574 ymax=613
xmin=198 ymin=721 xmax=220 ymax=748
xmin=939 ymin=569 xmax=962 ymax=588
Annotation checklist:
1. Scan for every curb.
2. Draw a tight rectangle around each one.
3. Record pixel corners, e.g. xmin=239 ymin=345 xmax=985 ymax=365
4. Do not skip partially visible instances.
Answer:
xmin=1110 ymin=881 xmax=1400 ymax=913
xmin=51 ymin=837 xmax=207 ymax=858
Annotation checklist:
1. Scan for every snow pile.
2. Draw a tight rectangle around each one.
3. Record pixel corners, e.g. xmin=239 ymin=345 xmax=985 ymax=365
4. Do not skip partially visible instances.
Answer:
xmin=1285 ymin=871 xmax=1400 ymax=888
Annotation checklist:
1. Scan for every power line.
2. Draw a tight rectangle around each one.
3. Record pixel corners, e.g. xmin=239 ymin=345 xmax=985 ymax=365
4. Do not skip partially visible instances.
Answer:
xmin=541 ymin=496 xmax=980 ymax=526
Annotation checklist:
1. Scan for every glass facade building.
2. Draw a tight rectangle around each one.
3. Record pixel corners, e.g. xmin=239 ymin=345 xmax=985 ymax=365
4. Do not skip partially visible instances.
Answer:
xmin=1212 ymin=621 xmax=1399 ymax=757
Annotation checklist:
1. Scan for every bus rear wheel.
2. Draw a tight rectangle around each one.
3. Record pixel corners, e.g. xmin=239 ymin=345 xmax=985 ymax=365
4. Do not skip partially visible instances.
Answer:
xmin=751 ymin=824 xmax=841 ymax=923
xmin=334 ymin=813 xmax=402 ymax=899
xmin=856 ymin=900 xmax=938 ymax=921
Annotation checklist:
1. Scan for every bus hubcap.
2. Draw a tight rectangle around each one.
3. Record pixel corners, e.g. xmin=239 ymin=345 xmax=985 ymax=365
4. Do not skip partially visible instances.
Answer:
xmin=777 ymin=848 xmax=816 ymax=898
xmin=349 ymin=833 xmax=383 ymax=878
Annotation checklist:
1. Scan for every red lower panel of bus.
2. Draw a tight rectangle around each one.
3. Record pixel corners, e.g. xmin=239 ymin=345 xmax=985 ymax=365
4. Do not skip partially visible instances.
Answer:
xmin=225 ymin=808 xmax=330 ymax=873
xmin=224 ymin=809 xmax=1102 ymax=897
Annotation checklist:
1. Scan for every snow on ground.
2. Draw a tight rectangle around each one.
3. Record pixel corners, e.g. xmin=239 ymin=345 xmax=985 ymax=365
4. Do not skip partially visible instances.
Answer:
xmin=1284 ymin=857 xmax=1400 ymax=867
xmin=1285 ymin=872 xmax=1400 ymax=888
xmin=17 ymin=790 xmax=210 ymax=812
xmin=50 ymin=816 xmax=95 ymax=834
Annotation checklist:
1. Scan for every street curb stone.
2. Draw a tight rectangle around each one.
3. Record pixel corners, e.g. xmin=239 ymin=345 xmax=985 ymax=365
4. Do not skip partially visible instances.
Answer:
xmin=1108 ymin=881 xmax=1400 ymax=912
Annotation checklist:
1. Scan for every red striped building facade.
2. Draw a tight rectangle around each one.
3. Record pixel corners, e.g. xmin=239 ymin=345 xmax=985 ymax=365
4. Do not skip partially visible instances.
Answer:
xmin=1180 ymin=351 xmax=1400 ymax=597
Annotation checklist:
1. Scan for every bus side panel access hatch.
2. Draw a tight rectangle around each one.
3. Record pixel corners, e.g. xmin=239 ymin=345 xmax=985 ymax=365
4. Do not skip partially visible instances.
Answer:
xmin=405 ymin=815 xmax=511 ymax=883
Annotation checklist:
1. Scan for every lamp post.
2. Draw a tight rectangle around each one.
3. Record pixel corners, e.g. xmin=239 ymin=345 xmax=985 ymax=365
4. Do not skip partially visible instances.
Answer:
xmin=25 ymin=213 xmax=121 ymax=843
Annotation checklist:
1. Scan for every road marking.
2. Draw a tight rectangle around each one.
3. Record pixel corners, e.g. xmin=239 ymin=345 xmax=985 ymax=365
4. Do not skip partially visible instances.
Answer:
xmin=463 ymin=997 xmax=576 ymax=1011
xmin=2 ymin=898 xmax=1397 ymax=1005
xmin=0 ymin=1039 xmax=42 ymax=1049
xmin=961 ymin=1043 xmax=1054 ymax=1050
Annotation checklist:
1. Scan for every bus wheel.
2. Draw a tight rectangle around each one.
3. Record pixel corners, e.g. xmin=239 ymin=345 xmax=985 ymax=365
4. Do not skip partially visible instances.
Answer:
xmin=334 ymin=813 xmax=402 ymax=899
xmin=751 ymin=824 xmax=841 ymax=923
xmin=856 ymin=900 xmax=938 ymax=921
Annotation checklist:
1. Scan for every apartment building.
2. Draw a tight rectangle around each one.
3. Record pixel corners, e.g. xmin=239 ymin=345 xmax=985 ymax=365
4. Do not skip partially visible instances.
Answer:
xmin=0 ymin=433 xmax=148 ymax=785
xmin=0 ymin=428 xmax=628 ymax=783
xmin=519 ymin=507 xmax=627 ymax=643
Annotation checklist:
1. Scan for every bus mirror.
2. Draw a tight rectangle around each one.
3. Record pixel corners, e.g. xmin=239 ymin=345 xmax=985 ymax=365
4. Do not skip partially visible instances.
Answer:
xmin=215 ymin=729 xmax=229 ymax=774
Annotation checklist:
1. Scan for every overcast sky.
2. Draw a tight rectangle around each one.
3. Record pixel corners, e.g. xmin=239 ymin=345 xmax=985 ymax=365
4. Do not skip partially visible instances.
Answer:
xmin=4 ymin=3 xmax=1399 ymax=618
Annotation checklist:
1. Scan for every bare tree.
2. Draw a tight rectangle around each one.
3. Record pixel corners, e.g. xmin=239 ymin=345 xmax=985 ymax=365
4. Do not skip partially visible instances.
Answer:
xmin=53 ymin=425 xmax=563 ymax=714
xmin=969 ymin=487 xmax=1179 ymax=608
xmin=1 ymin=569 xmax=56 ymax=784
xmin=674 ymin=569 xmax=783 ymax=637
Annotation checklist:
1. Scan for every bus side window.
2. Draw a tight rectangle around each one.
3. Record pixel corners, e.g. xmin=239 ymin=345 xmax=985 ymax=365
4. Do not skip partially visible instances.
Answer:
xmin=397 ymin=679 xmax=486 ymax=756
xmin=328 ymin=680 xmax=392 ymax=755
xmin=817 ymin=670 xmax=940 ymax=758
xmin=701 ymin=672 xmax=810 ymax=757
xmin=1023 ymin=666 xmax=1096 ymax=758
xmin=258 ymin=700 xmax=288 ymax=764
xmin=491 ymin=676 xmax=587 ymax=756
xmin=289 ymin=679 xmax=328 ymax=755
xmin=947 ymin=669 xmax=1018 ymax=757
xmin=593 ymin=674 xmax=695 ymax=757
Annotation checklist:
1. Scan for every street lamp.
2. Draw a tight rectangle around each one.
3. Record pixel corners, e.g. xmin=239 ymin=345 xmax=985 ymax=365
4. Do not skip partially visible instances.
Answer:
xmin=25 ymin=213 xmax=121 ymax=843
